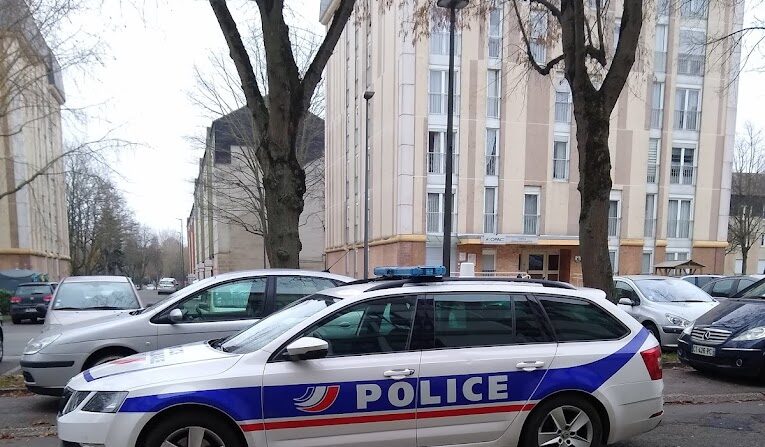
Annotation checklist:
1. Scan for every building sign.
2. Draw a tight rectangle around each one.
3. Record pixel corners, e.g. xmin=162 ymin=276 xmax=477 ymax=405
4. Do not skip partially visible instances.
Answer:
xmin=481 ymin=234 xmax=509 ymax=244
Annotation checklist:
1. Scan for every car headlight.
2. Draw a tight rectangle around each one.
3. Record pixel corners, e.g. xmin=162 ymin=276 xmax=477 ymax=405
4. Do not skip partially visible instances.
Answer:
xmin=666 ymin=314 xmax=691 ymax=327
xmin=23 ymin=334 xmax=61 ymax=355
xmin=682 ymin=324 xmax=694 ymax=336
xmin=732 ymin=327 xmax=765 ymax=342
xmin=82 ymin=392 xmax=128 ymax=413
xmin=62 ymin=390 xmax=91 ymax=415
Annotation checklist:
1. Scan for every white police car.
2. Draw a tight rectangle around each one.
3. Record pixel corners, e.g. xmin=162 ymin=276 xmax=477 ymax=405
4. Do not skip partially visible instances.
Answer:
xmin=58 ymin=266 xmax=663 ymax=447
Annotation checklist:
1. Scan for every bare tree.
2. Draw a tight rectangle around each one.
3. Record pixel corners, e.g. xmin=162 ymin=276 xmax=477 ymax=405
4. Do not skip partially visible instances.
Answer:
xmin=728 ymin=123 xmax=765 ymax=275
xmin=208 ymin=0 xmax=354 ymax=268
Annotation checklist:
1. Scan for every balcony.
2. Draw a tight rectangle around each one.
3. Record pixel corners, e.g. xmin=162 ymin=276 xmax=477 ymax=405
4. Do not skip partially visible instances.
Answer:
xmin=644 ymin=218 xmax=657 ymax=238
xmin=608 ymin=217 xmax=621 ymax=238
xmin=555 ymin=102 xmax=571 ymax=123
xmin=429 ymin=93 xmax=461 ymax=116
xmin=674 ymin=110 xmax=701 ymax=131
xmin=654 ymin=51 xmax=667 ymax=73
xmin=485 ymin=154 xmax=499 ymax=176
xmin=484 ymin=213 xmax=497 ymax=234
xmin=488 ymin=36 xmax=501 ymax=59
xmin=647 ymin=163 xmax=659 ymax=183
xmin=650 ymin=108 xmax=663 ymax=129
xmin=523 ymin=215 xmax=540 ymax=235
xmin=427 ymin=152 xmax=458 ymax=175
xmin=668 ymin=219 xmax=693 ymax=239
xmin=487 ymin=96 xmax=500 ymax=119
xmin=678 ymin=54 xmax=705 ymax=76
xmin=670 ymin=164 xmax=696 ymax=185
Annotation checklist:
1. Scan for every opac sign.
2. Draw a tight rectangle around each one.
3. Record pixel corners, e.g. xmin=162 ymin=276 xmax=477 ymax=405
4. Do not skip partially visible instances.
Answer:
xmin=481 ymin=234 xmax=509 ymax=245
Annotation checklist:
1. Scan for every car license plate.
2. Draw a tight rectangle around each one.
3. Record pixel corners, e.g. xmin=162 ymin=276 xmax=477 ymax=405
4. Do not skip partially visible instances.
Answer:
xmin=25 ymin=308 xmax=36 ymax=313
xmin=692 ymin=345 xmax=715 ymax=357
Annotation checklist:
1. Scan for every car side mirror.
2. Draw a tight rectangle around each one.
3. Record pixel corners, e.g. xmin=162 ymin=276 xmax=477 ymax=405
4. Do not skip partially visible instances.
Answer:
xmin=285 ymin=337 xmax=328 ymax=361
xmin=168 ymin=308 xmax=184 ymax=323
xmin=618 ymin=297 xmax=637 ymax=306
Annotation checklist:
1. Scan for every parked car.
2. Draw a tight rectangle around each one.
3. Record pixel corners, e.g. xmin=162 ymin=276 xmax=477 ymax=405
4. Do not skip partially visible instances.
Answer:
xmin=145 ymin=284 xmax=156 ymax=291
xmin=157 ymin=278 xmax=178 ymax=294
xmin=9 ymin=282 xmax=56 ymax=324
xmin=701 ymin=275 xmax=765 ymax=299
xmin=22 ymin=269 xmax=352 ymax=396
xmin=682 ymin=274 xmax=723 ymax=289
xmin=57 ymin=267 xmax=663 ymax=447
xmin=44 ymin=276 xmax=142 ymax=328
xmin=678 ymin=296 xmax=765 ymax=378
xmin=614 ymin=276 xmax=718 ymax=349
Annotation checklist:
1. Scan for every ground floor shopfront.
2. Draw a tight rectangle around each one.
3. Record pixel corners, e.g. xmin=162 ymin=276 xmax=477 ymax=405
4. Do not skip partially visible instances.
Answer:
xmin=326 ymin=236 xmax=727 ymax=283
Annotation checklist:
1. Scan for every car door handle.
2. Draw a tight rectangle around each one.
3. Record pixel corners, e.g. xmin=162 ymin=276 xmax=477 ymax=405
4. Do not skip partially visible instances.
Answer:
xmin=383 ymin=368 xmax=415 ymax=379
xmin=516 ymin=361 xmax=546 ymax=372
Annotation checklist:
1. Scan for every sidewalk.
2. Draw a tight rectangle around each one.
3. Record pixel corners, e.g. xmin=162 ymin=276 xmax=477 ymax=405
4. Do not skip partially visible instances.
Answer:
xmin=663 ymin=364 xmax=765 ymax=404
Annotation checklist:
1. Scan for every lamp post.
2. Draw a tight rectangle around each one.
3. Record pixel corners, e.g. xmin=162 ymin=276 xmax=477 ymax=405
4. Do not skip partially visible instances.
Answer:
xmin=437 ymin=0 xmax=468 ymax=276
xmin=363 ymin=90 xmax=375 ymax=279
xmin=177 ymin=218 xmax=185 ymax=285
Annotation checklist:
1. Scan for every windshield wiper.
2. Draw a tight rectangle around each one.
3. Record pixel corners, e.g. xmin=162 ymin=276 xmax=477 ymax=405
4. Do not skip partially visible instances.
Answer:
xmin=209 ymin=338 xmax=230 ymax=352
xmin=82 ymin=306 xmax=131 ymax=310
xmin=53 ymin=306 xmax=84 ymax=310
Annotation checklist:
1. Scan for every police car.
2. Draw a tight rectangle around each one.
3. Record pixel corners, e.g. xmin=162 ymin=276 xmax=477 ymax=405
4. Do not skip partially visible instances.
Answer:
xmin=58 ymin=266 xmax=663 ymax=447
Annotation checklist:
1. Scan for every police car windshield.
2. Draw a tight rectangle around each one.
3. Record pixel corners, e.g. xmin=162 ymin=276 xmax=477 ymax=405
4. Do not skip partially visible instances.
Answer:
xmin=221 ymin=294 xmax=339 ymax=353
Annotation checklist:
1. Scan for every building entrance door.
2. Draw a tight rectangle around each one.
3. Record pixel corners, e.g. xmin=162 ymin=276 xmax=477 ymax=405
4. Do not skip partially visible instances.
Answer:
xmin=526 ymin=252 xmax=560 ymax=280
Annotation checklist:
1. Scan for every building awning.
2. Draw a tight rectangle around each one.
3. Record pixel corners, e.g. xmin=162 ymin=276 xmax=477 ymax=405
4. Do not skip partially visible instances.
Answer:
xmin=653 ymin=260 xmax=706 ymax=276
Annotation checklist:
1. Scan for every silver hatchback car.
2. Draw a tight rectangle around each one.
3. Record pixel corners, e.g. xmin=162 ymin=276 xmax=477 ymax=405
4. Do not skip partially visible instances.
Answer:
xmin=614 ymin=276 xmax=718 ymax=349
xmin=21 ymin=269 xmax=352 ymax=396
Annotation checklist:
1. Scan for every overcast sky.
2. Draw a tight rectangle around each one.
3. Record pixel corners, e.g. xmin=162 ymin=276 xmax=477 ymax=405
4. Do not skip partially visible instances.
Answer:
xmin=63 ymin=1 xmax=765 ymax=234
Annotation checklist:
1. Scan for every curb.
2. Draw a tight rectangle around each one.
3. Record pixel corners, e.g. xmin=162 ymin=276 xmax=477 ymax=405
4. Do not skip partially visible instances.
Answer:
xmin=0 ymin=387 xmax=29 ymax=397
xmin=665 ymin=392 xmax=765 ymax=405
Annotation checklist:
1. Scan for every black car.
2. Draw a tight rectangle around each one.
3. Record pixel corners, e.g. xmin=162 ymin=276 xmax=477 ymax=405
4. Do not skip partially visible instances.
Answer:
xmin=702 ymin=275 xmax=762 ymax=299
xmin=678 ymin=297 xmax=765 ymax=378
xmin=9 ymin=282 xmax=56 ymax=324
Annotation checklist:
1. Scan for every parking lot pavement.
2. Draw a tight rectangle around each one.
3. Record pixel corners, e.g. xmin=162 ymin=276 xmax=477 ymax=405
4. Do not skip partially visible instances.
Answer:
xmin=138 ymin=289 xmax=162 ymax=306
xmin=0 ymin=394 xmax=56 ymax=445
xmin=1 ymin=321 xmax=44 ymax=375
xmin=663 ymin=364 xmax=765 ymax=401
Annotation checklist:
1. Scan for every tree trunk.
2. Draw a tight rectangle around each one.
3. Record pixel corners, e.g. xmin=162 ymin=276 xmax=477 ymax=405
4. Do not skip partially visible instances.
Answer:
xmin=576 ymin=111 xmax=615 ymax=299
xmin=742 ymin=249 xmax=748 ymax=275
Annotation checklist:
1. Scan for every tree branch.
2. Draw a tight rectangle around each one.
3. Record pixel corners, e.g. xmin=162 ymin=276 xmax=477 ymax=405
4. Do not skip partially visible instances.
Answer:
xmin=601 ymin=0 xmax=643 ymax=111
xmin=511 ymin=1 xmax=564 ymax=75
xmin=530 ymin=0 xmax=561 ymax=19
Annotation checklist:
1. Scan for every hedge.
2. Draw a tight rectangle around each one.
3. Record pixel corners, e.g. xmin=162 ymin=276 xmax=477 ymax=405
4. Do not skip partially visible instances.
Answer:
xmin=0 ymin=289 xmax=10 ymax=316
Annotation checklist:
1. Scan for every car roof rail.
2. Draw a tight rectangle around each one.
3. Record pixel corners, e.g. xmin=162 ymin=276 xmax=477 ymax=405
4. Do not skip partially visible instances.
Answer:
xmin=362 ymin=277 xmax=577 ymax=293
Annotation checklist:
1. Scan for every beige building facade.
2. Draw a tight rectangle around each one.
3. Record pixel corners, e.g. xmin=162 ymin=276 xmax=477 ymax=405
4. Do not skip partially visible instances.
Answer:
xmin=0 ymin=7 xmax=69 ymax=279
xmin=322 ymin=1 xmax=740 ymax=282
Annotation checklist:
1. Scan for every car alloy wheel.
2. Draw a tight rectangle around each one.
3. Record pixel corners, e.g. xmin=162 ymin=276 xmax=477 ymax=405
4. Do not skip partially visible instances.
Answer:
xmin=163 ymin=426 xmax=226 ymax=447
xmin=537 ymin=405 xmax=594 ymax=447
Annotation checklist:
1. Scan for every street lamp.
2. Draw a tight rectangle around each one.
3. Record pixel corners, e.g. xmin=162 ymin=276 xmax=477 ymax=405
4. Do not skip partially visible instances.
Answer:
xmin=177 ymin=218 xmax=185 ymax=285
xmin=437 ymin=0 xmax=468 ymax=276
xmin=363 ymin=90 xmax=375 ymax=279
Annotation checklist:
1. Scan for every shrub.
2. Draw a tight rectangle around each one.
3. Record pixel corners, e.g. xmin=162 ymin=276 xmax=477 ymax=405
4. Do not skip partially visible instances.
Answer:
xmin=0 ymin=289 xmax=10 ymax=316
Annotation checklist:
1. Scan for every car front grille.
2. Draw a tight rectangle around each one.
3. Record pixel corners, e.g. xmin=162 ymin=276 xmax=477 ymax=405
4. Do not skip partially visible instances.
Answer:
xmin=691 ymin=327 xmax=731 ymax=345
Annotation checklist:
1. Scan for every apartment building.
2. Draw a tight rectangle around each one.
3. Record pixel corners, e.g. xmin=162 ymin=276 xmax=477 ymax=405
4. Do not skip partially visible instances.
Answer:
xmin=0 ymin=2 xmax=69 ymax=279
xmin=322 ymin=0 xmax=740 ymax=281
xmin=188 ymin=108 xmax=327 ymax=278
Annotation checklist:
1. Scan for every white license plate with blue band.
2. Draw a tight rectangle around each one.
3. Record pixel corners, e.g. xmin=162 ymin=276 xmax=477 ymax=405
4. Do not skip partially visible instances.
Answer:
xmin=692 ymin=345 xmax=715 ymax=356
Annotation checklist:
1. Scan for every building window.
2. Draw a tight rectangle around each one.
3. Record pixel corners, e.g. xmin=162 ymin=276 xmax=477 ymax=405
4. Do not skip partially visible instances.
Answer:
xmin=488 ymin=8 xmax=502 ymax=59
xmin=758 ymin=260 xmax=765 ymax=275
xmin=523 ymin=189 xmax=540 ymax=235
xmin=481 ymin=250 xmax=497 ymax=273
xmin=427 ymin=192 xmax=443 ymax=234
xmin=554 ymin=90 xmax=572 ymax=123
xmin=658 ymin=0 xmax=670 ymax=16
xmin=429 ymin=69 xmax=460 ymax=116
xmin=644 ymin=194 xmax=657 ymax=238
xmin=642 ymin=252 xmax=653 ymax=274
xmin=762 ymin=233 xmax=765 ymax=247
xmin=529 ymin=9 xmax=547 ymax=65
xmin=680 ymin=0 xmax=708 ymax=19
xmin=609 ymin=249 xmax=618 ymax=273
xmin=670 ymin=146 xmax=696 ymax=185
xmin=612 ymin=20 xmax=621 ymax=56
xmin=674 ymin=88 xmax=701 ymax=131
xmin=651 ymin=82 xmax=664 ymax=129
xmin=655 ymin=24 xmax=668 ymax=73
xmin=484 ymin=187 xmax=497 ymax=234
xmin=428 ymin=131 xmax=445 ymax=174
xmin=430 ymin=20 xmax=461 ymax=56
xmin=487 ymin=69 xmax=501 ymax=119
xmin=647 ymin=138 xmax=660 ymax=183
xmin=734 ymin=259 xmax=744 ymax=274
xmin=668 ymin=198 xmax=693 ymax=239
xmin=668 ymin=251 xmax=690 ymax=262
xmin=485 ymin=128 xmax=499 ymax=176
xmin=678 ymin=29 xmax=706 ymax=76
xmin=552 ymin=139 xmax=569 ymax=180
xmin=608 ymin=200 xmax=620 ymax=238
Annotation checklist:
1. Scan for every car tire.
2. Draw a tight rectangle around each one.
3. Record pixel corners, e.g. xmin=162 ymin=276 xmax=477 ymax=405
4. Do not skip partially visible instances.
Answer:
xmin=88 ymin=353 xmax=128 ymax=368
xmin=142 ymin=410 xmax=244 ymax=447
xmin=521 ymin=395 xmax=604 ymax=447
xmin=11 ymin=317 xmax=21 ymax=325
xmin=644 ymin=322 xmax=662 ymax=347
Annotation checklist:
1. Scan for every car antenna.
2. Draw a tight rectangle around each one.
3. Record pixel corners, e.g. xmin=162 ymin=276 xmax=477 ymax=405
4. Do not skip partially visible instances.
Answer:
xmin=324 ymin=249 xmax=350 ymax=273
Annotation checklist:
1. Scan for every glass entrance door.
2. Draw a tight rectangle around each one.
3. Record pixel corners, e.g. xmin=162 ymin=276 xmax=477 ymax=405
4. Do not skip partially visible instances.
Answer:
xmin=526 ymin=253 xmax=560 ymax=280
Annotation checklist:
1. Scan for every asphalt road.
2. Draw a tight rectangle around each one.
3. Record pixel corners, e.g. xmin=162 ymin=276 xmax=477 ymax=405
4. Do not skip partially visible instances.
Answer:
xmin=0 ymin=398 xmax=763 ymax=447
xmin=0 ymin=290 xmax=163 ymax=375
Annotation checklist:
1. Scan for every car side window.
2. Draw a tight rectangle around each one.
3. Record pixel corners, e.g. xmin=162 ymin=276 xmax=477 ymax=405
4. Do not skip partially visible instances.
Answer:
xmin=274 ymin=277 xmax=338 ymax=312
xmin=173 ymin=278 xmax=267 ymax=322
xmin=537 ymin=295 xmax=629 ymax=342
xmin=300 ymin=295 xmax=417 ymax=357
xmin=737 ymin=279 xmax=756 ymax=293
xmin=614 ymin=281 xmax=638 ymax=302
xmin=710 ymin=279 xmax=735 ymax=297
xmin=432 ymin=293 xmax=551 ymax=348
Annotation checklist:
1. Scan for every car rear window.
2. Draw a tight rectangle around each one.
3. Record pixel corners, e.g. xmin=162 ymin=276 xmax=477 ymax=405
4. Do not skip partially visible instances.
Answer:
xmin=537 ymin=295 xmax=629 ymax=342
xmin=14 ymin=285 xmax=52 ymax=296
xmin=52 ymin=282 xmax=140 ymax=310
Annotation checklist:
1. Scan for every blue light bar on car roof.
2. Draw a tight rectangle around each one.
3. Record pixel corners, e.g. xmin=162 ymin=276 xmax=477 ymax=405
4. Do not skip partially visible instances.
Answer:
xmin=373 ymin=265 xmax=447 ymax=278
